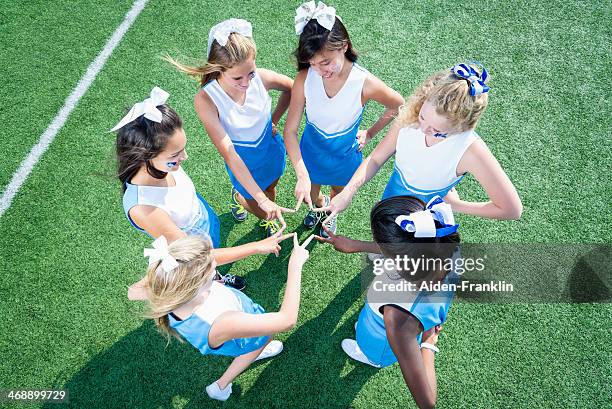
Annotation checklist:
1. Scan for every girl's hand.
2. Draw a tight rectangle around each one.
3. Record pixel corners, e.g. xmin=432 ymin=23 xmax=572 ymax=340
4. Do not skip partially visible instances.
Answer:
xmin=356 ymin=129 xmax=371 ymax=152
xmin=315 ymin=226 xmax=360 ymax=253
xmin=443 ymin=188 xmax=461 ymax=206
xmin=272 ymin=122 xmax=279 ymax=136
xmin=422 ymin=325 xmax=442 ymax=345
xmin=255 ymin=228 xmax=296 ymax=257
xmin=257 ymin=197 xmax=295 ymax=227
xmin=294 ymin=175 xmax=313 ymax=211
xmin=313 ymin=189 xmax=353 ymax=225
xmin=289 ymin=234 xmax=314 ymax=267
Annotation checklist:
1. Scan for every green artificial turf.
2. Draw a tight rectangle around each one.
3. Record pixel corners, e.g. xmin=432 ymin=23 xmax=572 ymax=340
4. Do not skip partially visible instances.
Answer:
xmin=0 ymin=0 xmax=610 ymax=408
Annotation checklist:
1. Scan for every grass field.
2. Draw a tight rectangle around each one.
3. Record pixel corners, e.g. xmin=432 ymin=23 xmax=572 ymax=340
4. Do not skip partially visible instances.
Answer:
xmin=0 ymin=0 xmax=610 ymax=408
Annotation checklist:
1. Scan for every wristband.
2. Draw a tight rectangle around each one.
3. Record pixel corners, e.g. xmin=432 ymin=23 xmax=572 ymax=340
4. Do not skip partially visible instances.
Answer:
xmin=420 ymin=342 xmax=439 ymax=353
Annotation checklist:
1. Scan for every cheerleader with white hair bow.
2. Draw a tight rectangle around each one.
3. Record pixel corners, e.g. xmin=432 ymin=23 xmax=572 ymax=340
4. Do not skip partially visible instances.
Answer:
xmin=112 ymin=87 xmax=294 ymax=299
xmin=167 ymin=18 xmax=295 ymax=238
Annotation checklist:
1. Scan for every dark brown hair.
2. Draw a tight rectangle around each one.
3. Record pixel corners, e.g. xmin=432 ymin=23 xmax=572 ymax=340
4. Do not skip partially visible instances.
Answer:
xmin=115 ymin=104 xmax=183 ymax=191
xmin=294 ymin=18 xmax=357 ymax=71
xmin=370 ymin=196 xmax=460 ymax=281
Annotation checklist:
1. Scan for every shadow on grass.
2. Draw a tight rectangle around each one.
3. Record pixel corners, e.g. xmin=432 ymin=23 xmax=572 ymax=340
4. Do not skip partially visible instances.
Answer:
xmin=236 ymin=271 xmax=377 ymax=409
xmin=564 ymin=246 xmax=612 ymax=302
xmin=48 ymin=258 xmax=376 ymax=408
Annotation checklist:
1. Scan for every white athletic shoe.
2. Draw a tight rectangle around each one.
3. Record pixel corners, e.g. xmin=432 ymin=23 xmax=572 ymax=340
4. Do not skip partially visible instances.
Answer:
xmin=341 ymin=339 xmax=381 ymax=368
xmin=255 ymin=340 xmax=284 ymax=361
xmin=206 ymin=381 xmax=232 ymax=401
xmin=367 ymin=252 xmax=384 ymax=261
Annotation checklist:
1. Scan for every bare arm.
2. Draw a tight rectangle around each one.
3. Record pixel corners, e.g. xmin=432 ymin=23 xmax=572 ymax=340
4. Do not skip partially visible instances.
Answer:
xmin=447 ymin=139 xmax=523 ymax=220
xmin=258 ymin=68 xmax=293 ymax=126
xmin=384 ymin=306 xmax=437 ymax=409
xmin=347 ymin=122 xmax=400 ymax=194
xmin=211 ymin=232 xmax=294 ymax=264
xmin=282 ymin=70 xmax=313 ymax=210
xmin=130 ymin=206 xmax=293 ymax=265
xmin=316 ymin=122 xmax=399 ymax=218
xmin=208 ymin=235 xmax=312 ymax=345
xmin=194 ymin=91 xmax=268 ymax=204
xmin=129 ymin=205 xmax=187 ymax=243
xmin=315 ymin=225 xmax=382 ymax=254
xmin=194 ymin=91 xmax=292 ymax=222
xmin=360 ymin=74 xmax=405 ymax=141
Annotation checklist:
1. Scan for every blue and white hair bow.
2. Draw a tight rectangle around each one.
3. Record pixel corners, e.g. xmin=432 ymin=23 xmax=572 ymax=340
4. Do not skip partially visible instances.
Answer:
xmin=110 ymin=86 xmax=169 ymax=132
xmin=295 ymin=1 xmax=338 ymax=35
xmin=207 ymin=18 xmax=253 ymax=58
xmin=144 ymin=236 xmax=179 ymax=273
xmin=451 ymin=62 xmax=490 ymax=97
xmin=395 ymin=196 xmax=459 ymax=238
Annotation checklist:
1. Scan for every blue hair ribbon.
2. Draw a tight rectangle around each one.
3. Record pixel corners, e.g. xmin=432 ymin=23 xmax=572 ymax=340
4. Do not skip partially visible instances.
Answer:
xmin=451 ymin=62 xmax=490 ymax=97
xmin=395 ymin=196 xmax=459 ymax=238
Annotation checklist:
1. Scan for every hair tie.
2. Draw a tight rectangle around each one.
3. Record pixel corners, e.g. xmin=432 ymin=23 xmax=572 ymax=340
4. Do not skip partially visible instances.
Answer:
xmin=144 ymin=236 xmax=179 ymax=272
xmin=394 ymin=196 xmax=458 ymax=237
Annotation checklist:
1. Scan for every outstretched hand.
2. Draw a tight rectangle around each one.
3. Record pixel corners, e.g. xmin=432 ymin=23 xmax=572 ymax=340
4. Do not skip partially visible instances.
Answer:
xmin=294 ymin=176 xmax=313 ymax=211
xmin=258 ymin=198 xmax=295 ymax=228
xmin=290 ymin=234 xmax=315 ymax=266
xmin=255 ymin=227 xmax=296 ymax=257
xmin=311 ymin=190 xmax=352 ymax=225
xmin=314 ymin=226 xmax=359 ymax=253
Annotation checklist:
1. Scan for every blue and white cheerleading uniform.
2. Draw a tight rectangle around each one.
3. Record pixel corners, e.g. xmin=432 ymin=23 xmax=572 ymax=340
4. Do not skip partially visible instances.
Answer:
xmin=169 ymin=281 xmax=270 ymax=356
xmin=383 ymin=126 xmax=479 ymax=203
xmin=122 ymin=166 xmax=220 ymax=248
xmin=355 ymin=267 xmax=460 ymax=368
xmin=300 ymin=63 xmax=368 ymax=186
xmin=202 ymin=72 xmax=286 ymax=200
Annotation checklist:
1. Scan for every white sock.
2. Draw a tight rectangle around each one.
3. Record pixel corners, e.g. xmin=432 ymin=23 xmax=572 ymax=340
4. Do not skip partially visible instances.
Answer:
xmin=206 ymin=381 xmax=232 ymax=401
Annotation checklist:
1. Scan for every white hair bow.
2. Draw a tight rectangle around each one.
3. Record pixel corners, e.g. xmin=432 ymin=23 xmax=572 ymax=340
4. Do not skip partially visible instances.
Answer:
xmin=207 ymin=18 xmax=253 ymax=58
xmin=144 ymin=236 xmax=179 ymax=272
xmin=294 ymin=1 xmax=337 ymax=35
xmin=110 ymin=86 xmax=169 ymax=132
xmin=395 ymin=196 xmax=458 ymax=238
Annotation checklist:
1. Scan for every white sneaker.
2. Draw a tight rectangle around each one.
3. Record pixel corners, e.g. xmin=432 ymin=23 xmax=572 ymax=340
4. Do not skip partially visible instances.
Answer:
xmin=367 ymin=252 xmax=384 ymax=261
xmin=206 ymin=381 xmax=232 ymax=401
xmin=341 ymin=339 xmax=381 ymax=368
xmin=255 ymin=340 xmax=284 ymax=361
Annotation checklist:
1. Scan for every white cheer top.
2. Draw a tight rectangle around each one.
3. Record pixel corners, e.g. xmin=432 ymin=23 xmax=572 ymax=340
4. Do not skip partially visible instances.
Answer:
xmin=304 ymin=63 xmax=368 ymax=134
xmin=123 ymin=166 xmax=202 ymax=230
xmin=202 ymin=72 xmax=272 ymax=147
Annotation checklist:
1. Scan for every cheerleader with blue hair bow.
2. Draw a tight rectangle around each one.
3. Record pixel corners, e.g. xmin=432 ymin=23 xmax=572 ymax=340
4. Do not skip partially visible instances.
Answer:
xmin=317 ymin=62 xmax=523 ymax=223
xmin=317 ymin=195 xmax=461 ymax=408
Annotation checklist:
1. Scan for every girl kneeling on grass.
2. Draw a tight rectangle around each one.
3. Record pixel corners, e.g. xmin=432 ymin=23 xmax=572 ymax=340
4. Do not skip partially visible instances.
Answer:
xmin=112 ymin=87 xmax=290 ymax=299
xmin=317 ymin=195 xmax=460 ymax=409
xmin=144 ymin=233 xmax=312 ymax=401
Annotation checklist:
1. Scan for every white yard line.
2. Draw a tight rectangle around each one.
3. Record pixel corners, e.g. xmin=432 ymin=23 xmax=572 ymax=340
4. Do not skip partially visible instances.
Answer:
xmin=0 ymin=0 xmax=149 ymax=217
